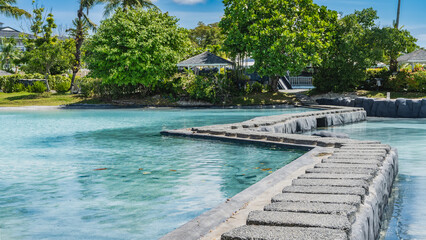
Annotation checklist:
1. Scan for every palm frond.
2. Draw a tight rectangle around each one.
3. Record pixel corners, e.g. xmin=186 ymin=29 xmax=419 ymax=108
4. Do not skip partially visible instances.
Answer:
xmin=0 ymin=5 xmax=31 ymax=19
xmin=83 ymin=12 xmax=97 ymax=30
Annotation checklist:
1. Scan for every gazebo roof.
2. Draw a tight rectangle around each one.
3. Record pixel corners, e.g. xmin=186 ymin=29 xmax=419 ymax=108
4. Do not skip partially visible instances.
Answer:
xmin=177 ymin=51 xmax=233 ymax=67
xmin=397 ymin=49 xmax=426 ymax=63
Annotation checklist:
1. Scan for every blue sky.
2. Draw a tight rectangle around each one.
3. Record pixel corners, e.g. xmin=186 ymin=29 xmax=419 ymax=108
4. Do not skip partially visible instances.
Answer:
xmin=4 ymin=0 xmax=426 ymax=47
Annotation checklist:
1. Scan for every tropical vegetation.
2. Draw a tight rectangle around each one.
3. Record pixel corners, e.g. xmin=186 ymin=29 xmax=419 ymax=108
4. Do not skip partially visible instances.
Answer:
xmin=0 ymin=0 xmax=424 ymax=106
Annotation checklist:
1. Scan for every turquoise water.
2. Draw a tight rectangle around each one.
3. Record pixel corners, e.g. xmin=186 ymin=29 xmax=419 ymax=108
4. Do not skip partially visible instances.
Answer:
xmin=310 ymin=118 xmax=426 ymax=239
xmin=0 ymin=108 xmax=310 ymax=240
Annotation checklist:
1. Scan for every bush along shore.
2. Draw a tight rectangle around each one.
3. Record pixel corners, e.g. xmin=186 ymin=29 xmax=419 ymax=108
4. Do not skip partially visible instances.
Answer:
xmin=0 ymin=73 xmax=300 ymax=107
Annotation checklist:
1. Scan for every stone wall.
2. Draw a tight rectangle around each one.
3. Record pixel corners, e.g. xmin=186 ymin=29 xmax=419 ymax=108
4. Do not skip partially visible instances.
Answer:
xmin=316 ymin=97 xmax=426 ymax=118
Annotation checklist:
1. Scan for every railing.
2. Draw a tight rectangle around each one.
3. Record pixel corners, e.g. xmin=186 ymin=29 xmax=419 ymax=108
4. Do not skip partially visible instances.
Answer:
xmin=288 ymin=76 xmax=313 ymax=87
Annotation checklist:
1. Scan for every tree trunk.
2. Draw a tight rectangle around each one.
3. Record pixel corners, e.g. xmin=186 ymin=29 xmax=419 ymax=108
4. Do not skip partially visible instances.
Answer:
xmin=70 ymin=69 xmax=79 ymax=93
xmin=44 ymin=73 xmax=51 ymax=92
xmin=69 ymin=5 xmax=84 ymax=93
xmin=390 ymin=57 xmax=398 ymax=73
xmin=269 ymin=76 xmax=279 ymax=92
xmin=390 ymin=0 xmax=402 ymax=73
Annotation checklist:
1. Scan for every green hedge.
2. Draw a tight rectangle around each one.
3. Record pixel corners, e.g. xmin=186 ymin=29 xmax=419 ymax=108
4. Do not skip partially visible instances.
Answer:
xmin=0 ymin=74 xmax=72 ymax=93
xmin=359 ymin=68 xmax=426 ymax=92
xmin=78 ymin=72 xmax=238 ymax=103
xmin=77 ymin=77 xmax=150 ymax=99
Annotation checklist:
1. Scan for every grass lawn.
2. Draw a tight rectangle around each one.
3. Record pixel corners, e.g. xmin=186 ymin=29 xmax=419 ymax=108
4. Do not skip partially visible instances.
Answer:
xmin=357 ymin=90 xmax=426 ymax=99
xmin=0 ymin=91 xmax=299 ymax=107
xmin=0 ymin=92 xmax=102 ymax=107
xmin=307 ymin=89 xmax=426 ymax=99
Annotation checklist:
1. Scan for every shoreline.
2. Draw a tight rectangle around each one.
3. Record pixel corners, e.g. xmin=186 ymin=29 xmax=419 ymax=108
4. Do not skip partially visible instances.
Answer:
xmin=0 ymin=103 xmax=308 ymax=111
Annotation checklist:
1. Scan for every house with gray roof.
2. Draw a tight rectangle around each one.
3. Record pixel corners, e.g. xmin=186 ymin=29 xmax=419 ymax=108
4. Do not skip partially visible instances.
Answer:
xmin=177 ymin=51 xmax=233 ymax=74
xmin=397 ymin=49 xmax=426 ymax=67
xmin=0 ymin=22 xmax=27 ymax=51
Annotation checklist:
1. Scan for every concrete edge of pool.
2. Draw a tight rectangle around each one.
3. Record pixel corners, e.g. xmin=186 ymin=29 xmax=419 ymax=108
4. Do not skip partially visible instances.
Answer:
xmin=160 ymin=105 xmax=398 ymax=240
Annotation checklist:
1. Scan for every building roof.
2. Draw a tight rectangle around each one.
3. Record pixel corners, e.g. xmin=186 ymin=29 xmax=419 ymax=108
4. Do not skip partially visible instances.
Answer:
xmin=0 ymin=70 xmax=12 ymax=76
xmin=177 ymin=51 xmax=233 ymax=67
xmin=397 ymin=49 xmax=426 ymax=63
xmin=0 ymin=27 xmax=22 ymax=38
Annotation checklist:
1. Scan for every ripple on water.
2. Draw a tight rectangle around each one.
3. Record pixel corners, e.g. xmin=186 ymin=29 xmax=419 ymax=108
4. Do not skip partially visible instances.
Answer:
xmin=0 ymin=108 xmax=310 ymax=239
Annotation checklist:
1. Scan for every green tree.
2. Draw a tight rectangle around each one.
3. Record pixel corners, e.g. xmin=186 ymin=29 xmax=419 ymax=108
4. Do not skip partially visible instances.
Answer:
xmin=220 ymin=0 xmax=253 ymax=79
xmin=313 ymin=8 xmax=383 ymax=92
xmin=0 ymin=37 xmax=20 ymax=72
xmin=84 ymin=8 xmax=190 ymax=87
xmin=0 ymin=0 xmax=31 ymax=19
xmin=221 ymin=0 xmax=337 ymax=91
xmin=67 ymin=0 xmax=98 ymax=93
xmin=101 ymin=0 xmax=154 ymax=16
xmin=21 ymin=7 xmax=74 ymax=91
xmin=189 ymin=22 xmax=224 ymax=49
xmin=375 ymin=26 xmax=417 ymax=71
xmin=386 ymin=28 xmax=417 ymax=72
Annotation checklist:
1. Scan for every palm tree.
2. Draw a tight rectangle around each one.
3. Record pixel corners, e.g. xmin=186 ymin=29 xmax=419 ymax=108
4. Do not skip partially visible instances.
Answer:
xmin=396 ymin=0 xmax=401 ymax=28
xmin=0 ymin=0 xmax=31 ymax=19
xmin=390 ymin=0 xmax=402 ymax=72
xmin=67 ymin=0 xmax=98 ymax=93
xmin=101 ymin=0 xmax=154 ymax=16
xmin=0 ymin=37 xmax=20 ymax=72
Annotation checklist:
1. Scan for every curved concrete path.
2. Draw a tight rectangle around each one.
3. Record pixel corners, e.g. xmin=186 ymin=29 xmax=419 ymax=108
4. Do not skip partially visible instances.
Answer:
xmin=161 ymin=105 xmax=398 ymax=240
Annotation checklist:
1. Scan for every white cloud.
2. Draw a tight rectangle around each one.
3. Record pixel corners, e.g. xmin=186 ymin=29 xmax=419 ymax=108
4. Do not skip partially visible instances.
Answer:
xmin=172 ymin=0 xmax=206 ymax=5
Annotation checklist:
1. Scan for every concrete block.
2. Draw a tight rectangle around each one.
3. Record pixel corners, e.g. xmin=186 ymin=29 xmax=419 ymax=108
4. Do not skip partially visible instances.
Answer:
xmin=221 ymin=225 xmax=347 ymax=240
xmin=306 ymin=167 xmax=377 ymax=175
xmin=264 ymin=202 xmax=357 ymax=222
xmin=292 ymin=179 xmax=369 ymax=191
xmin=298 ymin=173 xmax=373 ymax=181
xmin=246 ymin=211 xmax=351 ymax=230
xmin=314 ymin=163 xmax=379 ymax=170
xmin=323 ymin=158 xmax=382 ymax=166
xmin=283 ymin=185 xmax=366 ymax=197
xmin=272 ymin=193 xmax=361 ymax=206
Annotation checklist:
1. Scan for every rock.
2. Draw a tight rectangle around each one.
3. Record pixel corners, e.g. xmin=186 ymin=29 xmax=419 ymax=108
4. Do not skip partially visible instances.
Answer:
xmin=371 ymin=100 xmax=379 ymax=116
xmin=316 ymin=98 xmax=333 ymax=105
xmin=412 ymin=100 xmax=422 ymax=118
xmin=313 ymin=131 xmax=349 ymax=139
xmin=386 ymin=101 xmax=397 ymax=117
xmin=362 ymin=98 xmax=375 ymax=116
xmin=420 ymin=99 xmax=426 ymax=118
xmin=396 ymin=98 xmax=411 ymax=118
xmin=374 ymin=100 xmax=388 ymax=117
xmin=354 ymin=98 xmax=365 ymax=108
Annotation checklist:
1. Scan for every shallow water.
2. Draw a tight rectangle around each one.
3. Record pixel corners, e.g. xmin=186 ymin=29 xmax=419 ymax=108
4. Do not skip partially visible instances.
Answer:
xmin=310 ymin=118 xmax=426 ymax=240
xmin=0 ymin=108 xmax=310 ymax=240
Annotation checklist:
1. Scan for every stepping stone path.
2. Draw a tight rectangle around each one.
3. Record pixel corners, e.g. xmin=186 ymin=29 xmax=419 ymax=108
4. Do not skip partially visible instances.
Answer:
xmin=222 ymin=143 xmax=392 ymax=240
xmin=161 ymin=105 xmax=397 ymax=240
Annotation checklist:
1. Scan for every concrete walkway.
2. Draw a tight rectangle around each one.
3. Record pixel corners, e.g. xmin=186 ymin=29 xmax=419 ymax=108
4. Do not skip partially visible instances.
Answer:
xmin=161 ymin=105 xmax=398 ymax=240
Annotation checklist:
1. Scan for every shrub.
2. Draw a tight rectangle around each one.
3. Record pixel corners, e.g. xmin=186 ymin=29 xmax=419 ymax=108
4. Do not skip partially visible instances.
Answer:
xmin=250 ymin=82 xmax=263 ymax=93
xmin=13 ymin=83 xmax=26 ymax=92
xmin=48 ymin=75 xmax=71 ymax=92
xmin=360 ymin=68 xmax=391 ymax=90
xmin=2 ymin=77 xmax=16 ymax=93
xmin=413 ymin=63 xmax=424 ymax=72
xmin=244 ymin=82 xmax=251 ymax=95
xmin=79 ymin=77 xmax=102 ymax=98
xmin=29 ymin=81 xmax=47 ymax=93
xmin=177 ymin=72 xmax=235 ymax=103
xmin=411 ymin=71 xmax=426 ymax=92
xmin=55 ymin=81 xmax=70 ymax=94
